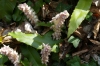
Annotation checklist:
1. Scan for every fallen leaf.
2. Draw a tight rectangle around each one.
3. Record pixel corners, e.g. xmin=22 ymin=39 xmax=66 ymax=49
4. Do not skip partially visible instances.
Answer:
xmin=93 ymin=0 xmax=100 ymax=7
xmin=2 ymin=36 xmax=12 ymax=43
xmin=83 ymin=25 xmax=92 ymax=34
xmin=90 ymin=3 xmax=100 ymax=18
xmin=74 ymin=27 xmax=86 ymax=39
xmin=93 ymin=19 xmax=100 ymax=39
xmin=0 ymin=36 xmax=3 ymax=43
xmin=89 ymin=39 xmax=100 ymax=45
xmin=72 ymin=49 xmax=88 ymax=56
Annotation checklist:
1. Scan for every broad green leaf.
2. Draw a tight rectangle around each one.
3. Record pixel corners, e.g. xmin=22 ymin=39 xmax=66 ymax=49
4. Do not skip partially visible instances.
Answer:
xmin=67 ymin=0 xmax=92 ymax=38
xmin=0 ymin=54 xmax=8 ymax=65
xmin=0 ymin=0 xmax=17 ymax=22
xmin=9 ymin=32 xmax=38 ymax=48
xmin=21 ymin=45 xmax=45 ymax=66
xmin=68 ymin=36 xmax=80 ymax=48
xmin=9 ymin=31 xmax=62 ymax=52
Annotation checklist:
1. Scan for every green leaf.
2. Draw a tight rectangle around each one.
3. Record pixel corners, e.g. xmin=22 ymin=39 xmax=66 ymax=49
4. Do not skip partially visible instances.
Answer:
xmin=66 ymin=56 xmax=81 ymax=66
xmin=81 ymin=59 xmax=97 ymax=66
xmin=27 ymin=0 xmax=34 ymax=6
xmin=85 ymin=12 xmax=93 ymax=22
xmin=88 ymin=59 xmax=98 ymax=66
xmin=0 ymin=0 xmax=17 ymax=22
xmin=51 ymin=44 xmax=59 ymax=53
xmin=4 ymin=14 xmax=12 ymax=22
xmin=0 ymin=54 xmax=8 ymax=65
xmin=68 ymin=36 xmax=80 ymax=48
xmin=71 ymin=62 xmax=80 ymax=66
xmin=21 ymin=58 xmax=30 ymax=66
xmin=9 ymin=31 xmax=62 ymax=52
xmin=44 ymin=0 xmax=50 ymax=3
xmin=37 ymin=22 xmax=53 ymax=27
xmin=21 ymin=45 xmax=45 ymax=66
xmin=81 ymin=64 xmax=89 ymax=66
xmin=56 ymin=2 xmax=72 ymax=12
xmin=67 ymin=0 xmax=92 ymax=38
xmin=33 ymin=0 xmax=44 ymax=13
xmin=66 ymin=56 xmax=98 ymax=66
xmin=12 ymin=8 xmax=24 ymax=22
xmin=51 ymin=53 xmax=59 ymax=62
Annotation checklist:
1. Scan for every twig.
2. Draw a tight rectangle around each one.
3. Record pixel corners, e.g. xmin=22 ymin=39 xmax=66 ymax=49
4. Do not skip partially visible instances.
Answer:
xmin=72 ymin=49 xmax=88 ymax=56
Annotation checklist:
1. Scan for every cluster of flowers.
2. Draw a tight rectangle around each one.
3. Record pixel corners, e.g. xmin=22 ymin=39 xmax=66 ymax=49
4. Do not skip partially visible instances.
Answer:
xmin=41 ymin=43 xmax=51 ymax=65
xmin=18 ymin=3 xmax=39 ymax=25
xmin=17 ymin=3 xmax=70 ymax=65
xmin=50 ymin=10 xmax=69 ymax=40
xmin=0 ymin=45 xmax=20 ymax=66
xmin=18 ymin=3 xmax=69 ymax=40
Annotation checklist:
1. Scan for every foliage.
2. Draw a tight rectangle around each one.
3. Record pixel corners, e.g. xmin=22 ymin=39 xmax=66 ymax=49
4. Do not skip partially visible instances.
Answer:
xmin=66 ymin=56 xmax=98 ymax=66
xmin=67 ymin=0 xmax=92 ymax=38
xmin=68 ymin=36 xmax=80 ymax=48
xmin=21 ymin=45 xmax=45 ymax=66
xmin=33 ymin=0 xmax=44 ymax=13
xmin=0 ymin=54 xmax=8 ymax=65
xmin=0 ymin=0 xmax=98 ymax=66
xmin=85 ymin=12 xmax=93 ymax=22
xmin=0 ymin=0 xmax=17 ymax=22
xmin=56 ymin=2 xmax=72 ymax=12
xmin=12 ymin=8 xmax=24 ymax=23
xmin=9 ymin=31 xmax=62 ymax=52
xmin=37 ymin=22 xmax=53 ymax=27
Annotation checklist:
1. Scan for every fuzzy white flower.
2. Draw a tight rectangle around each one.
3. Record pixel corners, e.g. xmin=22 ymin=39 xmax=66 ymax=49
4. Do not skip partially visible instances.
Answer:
xmin=24 ymin=21 xmax=35 ymax=33
xmin=14 ymin=21 xmax=35 ymax=33
xmin=41 ymin=43 xmax=51 ymax=65
xmin=0 ymin=45 xmax=21 ymax=66
xmin=18 ymin=3 xmax=39 ymax=25
xmin=50 ymin=10 xmax=69 ymax=40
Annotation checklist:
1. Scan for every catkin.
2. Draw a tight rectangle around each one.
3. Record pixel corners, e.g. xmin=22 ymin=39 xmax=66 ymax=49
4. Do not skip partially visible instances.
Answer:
xmin=41 ymin=43 xmax=51 ymax=65
xmin=0 ymin=45 xmax=20 ymax=66
xmin=18 ymin=3 xmax=39 ymax=25
xmin=50 ymin=10 xmax=69 ymax=40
